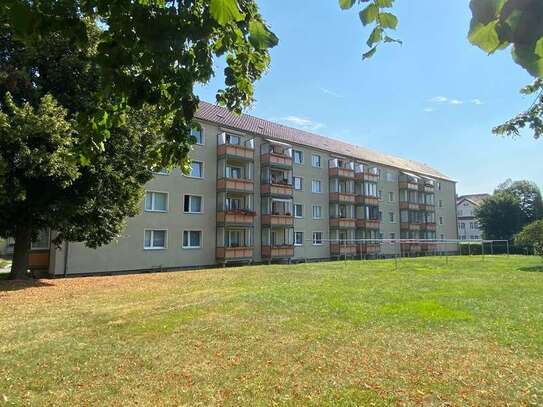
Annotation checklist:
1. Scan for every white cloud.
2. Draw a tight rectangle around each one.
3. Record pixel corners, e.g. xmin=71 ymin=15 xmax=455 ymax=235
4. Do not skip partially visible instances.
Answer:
xmin=471 ymin=98 xmax=484 ymax=105
xmin=430 ymin=96 xmax=448 ymax=103
xmin=281 ymin=116 xmax=325 ymax=132
xmin=319 ymin=87 xmax=343 ymax=98
xmin=449 ymin=99 xmax=464 ymax=105
xmin=428 ymin=96 xmax=483 ymax=106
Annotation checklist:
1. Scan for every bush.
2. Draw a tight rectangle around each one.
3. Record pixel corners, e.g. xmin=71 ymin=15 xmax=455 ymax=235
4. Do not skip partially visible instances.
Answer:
xmin=515 ymin=220 xmax=543 ymax=259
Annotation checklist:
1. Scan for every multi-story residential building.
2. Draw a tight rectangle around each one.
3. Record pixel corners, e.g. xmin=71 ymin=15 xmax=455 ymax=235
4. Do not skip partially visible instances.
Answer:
xmin=457 ymin=194 xmax=489 ymax=240
xmin=38 ymin=102 xmax=458 ymax=276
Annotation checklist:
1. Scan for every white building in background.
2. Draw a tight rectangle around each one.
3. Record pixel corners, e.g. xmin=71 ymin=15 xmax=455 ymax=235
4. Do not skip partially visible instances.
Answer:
xmin=457 ymin=194 xmax=490 ymax=240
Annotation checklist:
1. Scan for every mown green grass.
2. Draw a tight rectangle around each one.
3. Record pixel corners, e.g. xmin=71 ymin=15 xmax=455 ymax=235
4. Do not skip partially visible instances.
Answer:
xmin=1 ymin=256 xmax=543 ymax=406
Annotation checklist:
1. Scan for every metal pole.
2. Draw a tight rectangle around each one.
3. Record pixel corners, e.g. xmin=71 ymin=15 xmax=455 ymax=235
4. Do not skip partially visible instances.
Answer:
xmin=481 ymin=240 xmax=485 ymax=262
xmin=491 ymin=241 xmax=494 ymax=256
xmin=506 ymin=240 xmax=510 ymax=257
xmin=468 ymin=241 xmax=471 ymax=256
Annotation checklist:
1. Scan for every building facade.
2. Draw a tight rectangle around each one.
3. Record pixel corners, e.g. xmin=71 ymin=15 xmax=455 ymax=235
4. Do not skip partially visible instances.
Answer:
xmin=43 ymin=102 xmax=458 ymax=276
xmin=457 ymin=194 xmax=489 ymax=240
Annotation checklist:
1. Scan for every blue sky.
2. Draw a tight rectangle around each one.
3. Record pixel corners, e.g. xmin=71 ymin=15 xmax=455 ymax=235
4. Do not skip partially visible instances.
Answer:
xmin=197 ymin=0 xmax=542 ymax=196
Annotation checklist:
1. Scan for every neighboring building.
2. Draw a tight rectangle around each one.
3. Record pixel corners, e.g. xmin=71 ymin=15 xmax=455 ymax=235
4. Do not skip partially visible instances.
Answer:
xmin=456 ymin=194 xmax=490 ymax=240
xmin=39 ymin=102 xmax=457 ymax=276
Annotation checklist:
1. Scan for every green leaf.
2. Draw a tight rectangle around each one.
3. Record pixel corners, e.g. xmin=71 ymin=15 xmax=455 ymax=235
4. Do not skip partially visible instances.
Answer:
xmin=535 ymin=37 xmax=543 ymax=59
xmin=384 ymin=35 xmax=402 ymax=45
xmin=249 ymin=20 xmax=279 ymax=49
xmin=359 ymin=4 xmax=379 ymax=26
xmin=468 ymin=20 xmax=500 ymax=54
xmin=209 ymin=0 xmax=243 ymax=25
xmin=367 ymin=27 xmax=383 ymax=47
xmin=363 ymin=47 xmax=377 ymax=60
xmin=379 ymin=12 xmax=398 ymax=29
xmin=376 ymin=0 xmax=394 ymax=7
xmin=338 ymin=0 xmax=356 ymax=10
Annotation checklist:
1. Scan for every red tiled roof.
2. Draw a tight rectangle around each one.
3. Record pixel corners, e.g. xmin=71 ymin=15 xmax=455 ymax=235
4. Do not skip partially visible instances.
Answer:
xmin=195 ymin=101 xmax=454 ymax=181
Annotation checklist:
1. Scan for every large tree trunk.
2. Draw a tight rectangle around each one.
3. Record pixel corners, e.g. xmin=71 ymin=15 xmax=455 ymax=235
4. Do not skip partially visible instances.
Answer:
xmin=10 ymin=226 xmax=32 ymax=280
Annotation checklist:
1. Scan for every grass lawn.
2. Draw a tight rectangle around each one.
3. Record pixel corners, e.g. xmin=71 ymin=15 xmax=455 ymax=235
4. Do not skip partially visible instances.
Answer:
xmin=1 ymin=256 xmax=543 ymax=405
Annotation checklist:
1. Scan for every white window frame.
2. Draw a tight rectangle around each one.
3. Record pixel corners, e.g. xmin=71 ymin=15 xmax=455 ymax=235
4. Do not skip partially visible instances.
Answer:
xmin=183 ymin=194 xmax=204 ymax=214
xmin=312 ymin=231 xmax=323 ymax=246
xmin=187 ymin=160 xmax=204 ymax=179
xmin=389 ymin=212 xmax=395 ymax=223
xmin=31 ymin=230 xmax=50 ymax=250
xmin=226 ymin=165 xmax=243 ymax=179
xmin=294 ymin=231 xmax=304 ymax=246
xmin=144 ymin=190 xmax=169 ymax=213
xmin=294 ymin=176 xmax=303 ymax=191
xmin=293 ymin=149 xmax=304 ymax=165
xmin=312 ymin=205 xmax=322 ymax=219
xmin=311 ymin=179 xmax=322 ymax=193
xmin=388 ymin=191 xmax=394 ymax=202
xmin=294 ymin=203 xmax=304 ymax=219
xmin=439 ymin=216 xmax=444 ymax=225
xmin=144 ymin=229 xmax=168 ymax=250
xmin=191 ymin=126 xmax=205 ymax=145
xmin=182 ymin=230 xmax=203 ymax=249
xmin=311 ymin=154 xmax=321 ymax=168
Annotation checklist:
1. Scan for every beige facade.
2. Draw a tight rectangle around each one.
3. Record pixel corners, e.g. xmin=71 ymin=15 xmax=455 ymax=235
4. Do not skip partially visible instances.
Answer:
xmin=47 ymin=104 xmax=458 ymax=276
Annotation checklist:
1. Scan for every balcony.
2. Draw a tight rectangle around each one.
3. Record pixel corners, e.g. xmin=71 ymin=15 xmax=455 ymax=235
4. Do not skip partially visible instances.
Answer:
xmin=329 ymin=218 xmax=356 ymax=228
xmin=260 ymin=183 xmax=293 ymax=197
xmin=217 ymin=178 xmax=254 ymax=193
xmin=355 ymin=172 xmax=379 ymax=183
xmin=421 ymin=222 xmax=437 ymax=231
xmin=262 ymin=245 xmax=294 ymax=259
xmin=400 ymin=243 xmax=422 ymax=253
xmin=261 ymin=152 xmax=293 ymax=168
xmin=217 ymin=210 xmax=256 ymax=226
xmin=261 ymin=214 xmax=294 ymax=227
xmin=399 ymin=181 xmax=419 ymax=191
xmin=419 ymin=183 xmax=435 ymax=193
xmin=330 ymin=192 xmax=356 ymax=204
xmin=216 ymin=247 xmax=253 ymax=261
xmin=217 ymin=143 xmax=254 ymax=161
xmin=400 ymin=223 xmax=422 ymax=231
xmin=355 ymin=195 xmax=379 ymax=206
xmin=357 ymin=243 xmax=380 ymax=254
xmin=399 ymin=201 xmax=420 ymax=210
xmin=329 ymin=167 xmax=354 ymax=179
xmin=355 ymin=219 xmax=380 ymax=229
xmin=330 ymin=243 xmax=357 ymax=256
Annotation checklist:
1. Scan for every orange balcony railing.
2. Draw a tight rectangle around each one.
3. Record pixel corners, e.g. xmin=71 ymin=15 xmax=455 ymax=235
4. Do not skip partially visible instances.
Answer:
xmin=261 ymin=245 xmax=294 ymax=258
xmin=330 ymin=192 xmax=356 ymax=203
xmin=216 ymin=210 xmax=256 ymax=226
xmin=216 ymin=247 xmax=253 ymax=260
xmin=329 ymin=218 xmax=356 ymax=228
xmin=330 ymin=243 xmax=357 ymax=256
xmin=217 ymin=178 xmax=254 ymax=193
xmin=261 ymin=153 xmax=293 ymax=167
xmin=399 ymin=202 xmax=421 ymax=210
xmin=355 ymin=195 xmax=379 ymax=206
xmin=260 ymin=183 xmax=293 ymax=197
xmin=355 ymin=219 xmax=380 ymax=229
xmin=217 ymin=143 xmax=254 ymax=160
xmin=329 ymin=167 xmax=355 ymax=179
xmin=261 ymin=214 xmax=294 ymax=227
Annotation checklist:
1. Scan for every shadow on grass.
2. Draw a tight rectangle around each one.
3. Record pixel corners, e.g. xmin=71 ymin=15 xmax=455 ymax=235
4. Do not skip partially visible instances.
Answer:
xmin=0 ymin=278 xmax=54 ymax=291
xmin=517 ymin=265 xmax=543 ymax=273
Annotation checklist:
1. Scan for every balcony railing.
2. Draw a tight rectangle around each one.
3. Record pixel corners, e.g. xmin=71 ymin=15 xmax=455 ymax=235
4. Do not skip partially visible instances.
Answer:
xmin=399 ymin=181 xmax=419 ymax=191
xmin=260 ymin=183 xmax=293 ymax=197
xmin=355 ymin=195 xmax=379 ymax=206
xmin=217 ymin=210 xmax=256 ymax=226
xmin=261 ymin=152 xmax=293 ymax=168
xmin=216 ymin=247 xmax=254 ymax=260
xmin=330 ymin=192 xmax=356 ymax=203
xmin=261 ymin=214 xmax=294 ymax=227
xmin=217 ymin=143 xmax=254 ymax=160
xmin=357 ymin=243 xmax=381 ymax=254
xmin=330 ymin=243 xmax=358 ymax=256
xmin=261 ymin=245 xmax=294 ymax=258
xmin=329 ymin=167 xmax=354 ymax=179
xmin=399 ymin=201 xmax=421 ymax=210
xmin=355 ymin=219 xmax=380 ymax=229
xmin=329 ymin=218 xmax=356 ymax=228
xmin=217 ymin=178 xmax=254 ymax=193
xmin=421 ymin=222 xmax=437 ymax=231
xmin=400 ymin=243 xmax=422 ymax=253
xmin=419 ymin=183 xmax=435 ymax=193
xmin=400 ymin=223 xmax=422 ymax=231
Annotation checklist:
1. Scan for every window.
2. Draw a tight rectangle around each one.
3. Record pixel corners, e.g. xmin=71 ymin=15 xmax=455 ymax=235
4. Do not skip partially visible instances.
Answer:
xmin=226 ymin=166 xmax=242 ymax=179
xmin=469 ymin=222 xmax=474 ymax=229
xmin=438 ymin=200 xmax=443 ymax=208
xmin=460 ymin=223 xmax=466 ymax=229
xmin=386 ymin=172 xmax=395 ymax=182
xmin=378 ymin=190 xmax=383 ymax=200
xmin=294 ymin=232 xmax=304 ymax=246
xmin=439 ymin=216 xmax=443 ymax=225
xmin=31 ymin=229 xmax=50 ymax=250
xmin=189 ymin=161 xmax=204 ymax=178
xmin=440 ymin=234 xmax=444 ymax=240
xmin=183 ymin=230 xmax=202 ymax=249
xmin=191 ymin=126 xmax=204 ymax=145
xmin=389 ymin=232 xmax=396 ymax=241
xmin=225 ymin=230 xmax=242 ymax=247
xmin=293 ymin=150 xmax=303 ymax=165
xmin=312 ymin=179 xmax=322 ymax=193
xmin=144 ymin=230 xmax=167 ymax=250
xmin=184 ymin=195 xmax=203 ymax=214
xmin=294 ymin=203 xmax=303 ymax=218
xmin=312 ymin=232 xmax=323 ymax=246
xmin=226 ymin=197 xmax=241 ymax=210
xmin=388 ymin=192 xmax=395 ymax=202
xmin=437 ymin=182 xmax=442 ymax=191
xmin=144 ymin=191 xmax=168 ymax=212
xmin=312 ymin=205 xmax=322 ymax=219
xmin=226 ymin=133 xmax=240 ymax=145
xmin=294 ymin=176 xmax=303 ymax=191
xmin=311 ymin=154 xmax=321 ymax=168
xmin=379 ymin=211 xmax=383 ymax=221
xmin=389 ymin=212 xmax=395 ymax=223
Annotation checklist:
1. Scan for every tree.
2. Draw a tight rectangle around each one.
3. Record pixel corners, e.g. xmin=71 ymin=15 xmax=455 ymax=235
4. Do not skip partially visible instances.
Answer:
xmin=475 ymin=192 xmax=524 ymax=240
xmin=0 ymin=18 xmax=167 ymax=279
xmin=1 ymin=0 xmax=278 ymax=164
xmin=515 ymin=220 xmax=543 ymax=259
xmin=339 ymin=0 xmax=543 ymax=139
xmin=496 ymin=179 xmax=543 ymax=223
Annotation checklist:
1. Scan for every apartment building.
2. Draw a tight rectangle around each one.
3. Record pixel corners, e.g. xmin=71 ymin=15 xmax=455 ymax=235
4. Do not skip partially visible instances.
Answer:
xmin=40 ymin=102 xmax=458 ymax=276
xmin=457 ymin=194 xmax=489 ymax=240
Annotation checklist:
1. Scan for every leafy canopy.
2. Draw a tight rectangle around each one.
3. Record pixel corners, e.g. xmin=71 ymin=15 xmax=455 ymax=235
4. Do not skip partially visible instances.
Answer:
xmin=514 ymin=220 xmax=543 ymax=259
